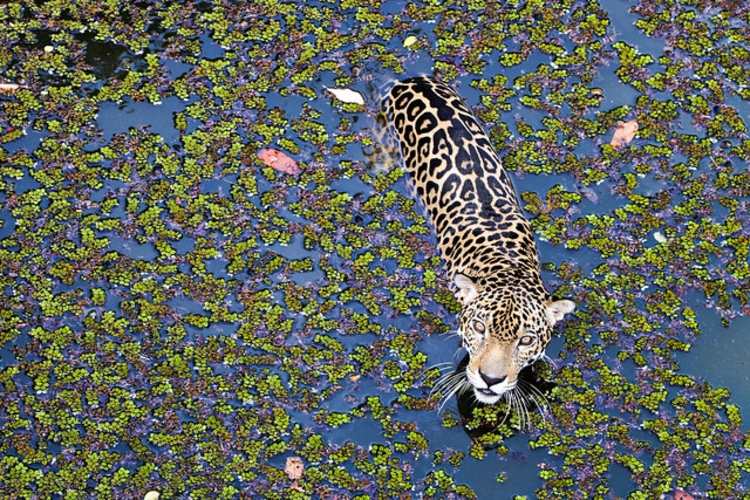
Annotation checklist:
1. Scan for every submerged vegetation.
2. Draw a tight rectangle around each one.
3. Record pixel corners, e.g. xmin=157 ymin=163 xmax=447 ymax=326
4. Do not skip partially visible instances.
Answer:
xmin=0 ymin=0 xmax=749 ymax=498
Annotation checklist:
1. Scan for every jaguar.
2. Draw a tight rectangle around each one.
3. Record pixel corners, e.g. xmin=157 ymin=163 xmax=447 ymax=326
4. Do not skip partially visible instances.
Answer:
xmin=381 ymin=76 xmax=575 ymax=409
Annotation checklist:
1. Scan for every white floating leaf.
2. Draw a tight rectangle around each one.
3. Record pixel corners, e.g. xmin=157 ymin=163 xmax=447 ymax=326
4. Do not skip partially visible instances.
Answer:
xmin=654 ymin=231 xmax=667 ymax=243
xmin=144 ymin=492 xmax=160 ymax=500
xmin=325 ymin=87 xmax=365 ymax=105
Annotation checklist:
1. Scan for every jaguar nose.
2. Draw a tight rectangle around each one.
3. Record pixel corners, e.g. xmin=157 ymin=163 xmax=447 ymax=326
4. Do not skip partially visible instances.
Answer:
xmin=479 ymin=370 xmax=507 ymax=387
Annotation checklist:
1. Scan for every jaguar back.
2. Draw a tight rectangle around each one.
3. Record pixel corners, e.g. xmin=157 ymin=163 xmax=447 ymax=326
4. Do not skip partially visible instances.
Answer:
xmin=382 ymin=77 xmax=575 ymax=407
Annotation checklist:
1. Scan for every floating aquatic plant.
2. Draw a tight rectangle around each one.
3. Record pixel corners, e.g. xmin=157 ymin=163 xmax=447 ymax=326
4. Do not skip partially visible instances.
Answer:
xmin=0 ymin=0 xmax=749 ymax=498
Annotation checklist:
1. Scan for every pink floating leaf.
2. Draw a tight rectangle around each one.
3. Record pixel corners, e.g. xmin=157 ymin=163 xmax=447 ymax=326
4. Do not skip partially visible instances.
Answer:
xmin=674 ymin=490 xmax=695 ymax=500
xmin=257 ymin=148 xmax=301 ymax=175
xmin=609 ymin=120 xmax=639 ymax=150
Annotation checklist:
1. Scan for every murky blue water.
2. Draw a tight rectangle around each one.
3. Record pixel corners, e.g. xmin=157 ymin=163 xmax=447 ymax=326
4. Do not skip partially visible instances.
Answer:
xmin=680 ymin=307 xmax=750 ymax=418
xmin=2 ymin=1 xmax=749 ymax=498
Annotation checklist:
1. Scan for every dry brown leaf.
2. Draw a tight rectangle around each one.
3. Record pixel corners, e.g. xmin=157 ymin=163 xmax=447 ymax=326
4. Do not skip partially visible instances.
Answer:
xmin=0 ymin=83 xmax=25 ymax=94
xmin=257 ymin=148 xmax=301 ymax=175
xmin=285 ymin=457 xmax=304 ymax=480
xmin=285 ymin=456 xmax=305 ymax=492
xmin=609 ymin=120 xmax=638 ymax=150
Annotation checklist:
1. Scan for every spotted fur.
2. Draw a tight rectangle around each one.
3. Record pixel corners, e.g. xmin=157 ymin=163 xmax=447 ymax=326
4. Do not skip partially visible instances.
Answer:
xmin=382 ymin=77 xmax=575 ymax=406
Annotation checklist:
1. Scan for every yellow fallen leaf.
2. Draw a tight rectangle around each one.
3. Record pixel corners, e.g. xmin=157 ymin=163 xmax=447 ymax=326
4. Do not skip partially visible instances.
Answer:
xmin=609 ymin=120 xmax=638 ymax=150
xmin=143 ymin=492 xmax=160 ymax=500
xmin=325 ymin=86 xmax=365 ymax=105
xmin=403 ymin=35 xmax=418 ymax=47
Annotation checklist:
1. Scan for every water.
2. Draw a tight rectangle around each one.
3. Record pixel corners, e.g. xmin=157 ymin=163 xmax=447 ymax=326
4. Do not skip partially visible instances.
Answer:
xmin=680 ymin=306 xmax=750 ymax=416
xmin=1 ymin=1 xmax=748 ymax=498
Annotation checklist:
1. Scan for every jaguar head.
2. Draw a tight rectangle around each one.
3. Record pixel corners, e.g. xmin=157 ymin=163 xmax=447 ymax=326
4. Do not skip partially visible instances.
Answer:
xmin=454 ymin=273 xmax=575 ymax=405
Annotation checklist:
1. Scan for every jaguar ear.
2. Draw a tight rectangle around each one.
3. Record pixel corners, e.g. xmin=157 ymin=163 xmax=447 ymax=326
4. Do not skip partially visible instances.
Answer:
xmin=454 ymin=273 xmax=478 ymax=305
xmin=546 ymin=299 xmax=575 ymax=324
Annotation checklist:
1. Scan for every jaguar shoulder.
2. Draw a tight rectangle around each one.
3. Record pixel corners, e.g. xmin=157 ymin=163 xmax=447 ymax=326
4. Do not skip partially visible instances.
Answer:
xmin=382 ymin=76 xmax=575 ymax=406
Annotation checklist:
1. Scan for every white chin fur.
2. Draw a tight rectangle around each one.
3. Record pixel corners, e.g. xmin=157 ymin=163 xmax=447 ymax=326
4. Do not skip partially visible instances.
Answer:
xmin=473 ymin=388 xmax=504 ymax=405
xmin=467 ymin=370 xmax=515 ymax=405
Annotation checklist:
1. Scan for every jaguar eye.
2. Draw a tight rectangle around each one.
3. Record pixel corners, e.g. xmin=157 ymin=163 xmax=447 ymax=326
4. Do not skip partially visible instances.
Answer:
xmin=472 ymin=320 xmax=486 ymax=334
xmin=518 ymin=335 xmax=535 ymax=347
